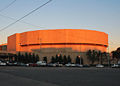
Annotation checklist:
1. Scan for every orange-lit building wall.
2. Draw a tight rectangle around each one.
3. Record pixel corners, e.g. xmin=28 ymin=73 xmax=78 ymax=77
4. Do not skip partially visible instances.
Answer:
xmin=7 ymin=29 xmax=108 ymax=52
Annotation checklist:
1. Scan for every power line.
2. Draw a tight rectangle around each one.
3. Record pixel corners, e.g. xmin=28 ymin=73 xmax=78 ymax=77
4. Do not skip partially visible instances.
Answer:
xmin=0 ymin=0 xmax=52 ymax=32
xmin=0 ymin=0 xmax=17 ymax=12
xmin=0 ymin=13 xmax=44 ymax=28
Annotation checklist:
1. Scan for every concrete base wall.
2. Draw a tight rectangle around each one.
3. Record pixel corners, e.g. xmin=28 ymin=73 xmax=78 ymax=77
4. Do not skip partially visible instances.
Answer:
xmin=33 ymin=48 xmax=91 ymax=64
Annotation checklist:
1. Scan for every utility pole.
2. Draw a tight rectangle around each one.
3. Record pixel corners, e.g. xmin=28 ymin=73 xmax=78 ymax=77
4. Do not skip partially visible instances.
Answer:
xmin=79 ymin=56 xmax=81 ymax=65
xmin=38 ymin=36 xmax=42 ymax=60
xmin=79 ymin=43 xmax=81 ymax=64
xmin=39 ymin=38 xmax=42 ymax=59
xmin=39 ymin=38 xmax=42 ymax=51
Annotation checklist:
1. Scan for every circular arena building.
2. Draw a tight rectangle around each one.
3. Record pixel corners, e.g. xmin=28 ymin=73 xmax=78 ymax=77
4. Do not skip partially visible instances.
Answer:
xmin=7 ymin=29 xmax=108 ymax=63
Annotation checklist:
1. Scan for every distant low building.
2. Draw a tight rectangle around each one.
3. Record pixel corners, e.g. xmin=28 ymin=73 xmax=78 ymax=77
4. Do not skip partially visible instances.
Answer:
xmin=0 ymin=43 xmax=7 ymax=51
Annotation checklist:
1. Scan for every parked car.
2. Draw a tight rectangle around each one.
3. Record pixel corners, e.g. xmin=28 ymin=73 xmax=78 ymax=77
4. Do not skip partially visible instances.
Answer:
xmin=65 ymin=63 xmax=72 ymax=67
xmin=96 ymin=64 xmax=104 ymax=68
xmin=118 ymin=61 xmax=120 ymax=65
xmin=111 ymin=64 xmax=120 ymax=68
xmin=83 ymin=64 xmax=90 ymax=68
xmin=26 ymin=63 xmax=29 ymax=67
xmin=6 ymin=61 xmax=14 ymax=66
xmin=13 ymin=62 xmax=18 ymax=66
xmin=29 ymin=63 xmax=38 ymax=67
xmin=47 ymin=63 xmax=56 ymax=67
xmin=76 ymin=64 xmax=83 ymax=67
xmin=0 ymin=61 xmax=6 ymax=66
xmin=65 ymin=63 xmax=76 ymax=67
xmin=36 ymin=61 xmax=46 ymax=67
xmin=71 ymin=64 xmax=76 ymax=67
xmin=55 ymin=63 xmax=63 ymax=67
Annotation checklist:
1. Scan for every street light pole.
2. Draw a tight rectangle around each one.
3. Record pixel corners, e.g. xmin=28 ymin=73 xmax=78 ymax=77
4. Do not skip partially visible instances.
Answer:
xmin=39 ymin=38 xmax=42 ymax=60
xmin=78 ymin=55 xmax=81 ymax=65
xmin=38 ymin=35 xmax=42 ymax=60
xmin=107 ymin=46 xmax=110 ymax=67
xmin=40 ymin=38 xmax=42 ymax=51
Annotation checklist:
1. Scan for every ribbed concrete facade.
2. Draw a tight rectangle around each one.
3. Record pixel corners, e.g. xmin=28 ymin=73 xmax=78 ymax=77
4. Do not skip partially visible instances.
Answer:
xmin=7 ymin=29 xmax=108 ymax=52
xmin=7 ymin=29 xmax=108 ymax=64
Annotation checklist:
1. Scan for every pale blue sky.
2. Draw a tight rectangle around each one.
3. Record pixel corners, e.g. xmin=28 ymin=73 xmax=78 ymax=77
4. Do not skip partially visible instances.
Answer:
xmin=0 ymin=0 xmax=120 ymax=51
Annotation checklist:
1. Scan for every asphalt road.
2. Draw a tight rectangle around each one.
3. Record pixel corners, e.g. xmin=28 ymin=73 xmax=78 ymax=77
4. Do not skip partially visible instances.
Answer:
xmin=0 ymin=67 xmax=120 ymax=86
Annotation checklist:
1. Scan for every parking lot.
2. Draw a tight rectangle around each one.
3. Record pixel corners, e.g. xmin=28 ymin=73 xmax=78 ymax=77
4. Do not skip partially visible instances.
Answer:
xmin=0 ymin=67 xmax=120 ymax=86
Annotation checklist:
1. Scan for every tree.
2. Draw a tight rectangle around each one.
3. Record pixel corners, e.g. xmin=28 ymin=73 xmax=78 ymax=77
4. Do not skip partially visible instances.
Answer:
xmin=86 ymin=50 xmax=98 ymax=65
xmin=67 ymin=55 xmax=71 ymax=63
xmin=112 ymin=51 xmax=117 ymax=59
xmin=111 ymin=47 xmax=120 ymax=63
xmin=101 ymin=52 xmax=108 ymax=64
xmin=28 ymin=53 xmax=32 ymax=63
xmin=96 ymin=51 xmax=105 ymax=64
xmin=92 ymin=50 xmax=98 ymax=64
xmin=32 ymin=53 xmax=36 ymax=63
xmin=80 ymin=58 xmax=83 ymax=64
xmin=112 ymin=51 xmax=118 ymax=64
xmin=51 ymin=56 xmax=55 ymax=63
xmin=14 ymin=54 xmax=17 ymax=62
xmin=35 ymin=54 xmax=39 ymax=62
xmin=58 ymin=54 xmax=63 ymax=63
xmin=43 ymin=57 xmax=47 ymax=63
xmin=25 ymin=52 xmax=28 ymax=63
xmin=96 ymin=51 xmax=101 ymax=64
xmin=55 ymin=54 xmax=59 ymax=63
xmin=21 ymin=54 xmax=25 ymax=63
xmin=86 ymin=50 xmax=92 ymax=64
xmin=86 ymin=50 xmax=108 ymax=65
xmin=116 ymin=47 xmax=120 ymax=61
xmin=17 ymin=52 xmax=22 ymax=62
xmin=75 ymin=56 xmax=80 ymax=64
xmin=63 ymin=55 xmax=67 ymax=64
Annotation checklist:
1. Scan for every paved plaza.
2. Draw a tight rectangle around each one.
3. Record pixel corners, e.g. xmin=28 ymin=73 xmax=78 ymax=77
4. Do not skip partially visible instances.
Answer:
xmin=0 ymin=67 xmax=120 ymax=86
